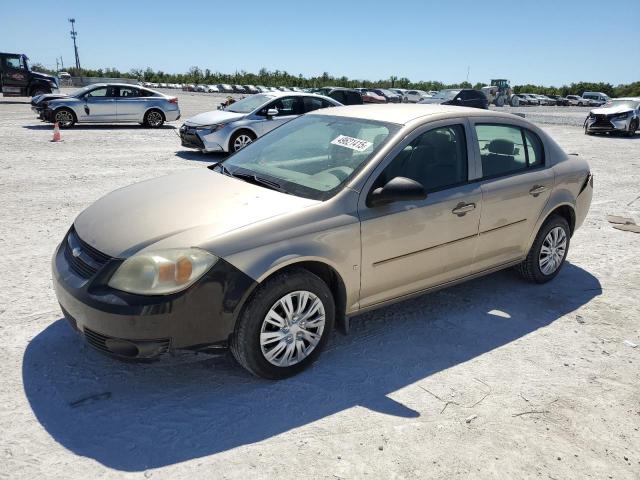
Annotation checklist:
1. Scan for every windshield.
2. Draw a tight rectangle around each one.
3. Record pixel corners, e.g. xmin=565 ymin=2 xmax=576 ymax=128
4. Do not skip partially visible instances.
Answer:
xmin=432 ymin=90 xmax=459 ymax=100
xmin=607 ymin=100 xmax=639 ymax=109
xmin=70 ymin=85 xmax=99 ymax=97
xmin=226 ymin=94 xmax=273 ymax=113
xmin=220 ymin=114 xmax=399 ymax=200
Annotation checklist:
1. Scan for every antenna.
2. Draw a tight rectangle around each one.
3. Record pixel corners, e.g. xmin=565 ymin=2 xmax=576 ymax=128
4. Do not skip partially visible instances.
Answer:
xmin=68 ymin=18 xmax=81 ymax=69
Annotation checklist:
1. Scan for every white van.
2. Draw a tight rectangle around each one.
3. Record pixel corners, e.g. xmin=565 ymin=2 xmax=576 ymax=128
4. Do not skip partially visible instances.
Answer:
xmin=582 ymin=92 xmax=610 ymax=106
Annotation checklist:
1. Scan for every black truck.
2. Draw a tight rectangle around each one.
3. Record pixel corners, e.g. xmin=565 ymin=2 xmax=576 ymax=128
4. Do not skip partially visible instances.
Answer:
xmin=0 ymin=52 xmax=59 ymax=97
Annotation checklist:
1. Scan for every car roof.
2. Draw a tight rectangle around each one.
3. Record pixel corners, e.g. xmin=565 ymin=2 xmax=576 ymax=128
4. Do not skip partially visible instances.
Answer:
xmin=307 ymin=103 xmax=521 ymax=125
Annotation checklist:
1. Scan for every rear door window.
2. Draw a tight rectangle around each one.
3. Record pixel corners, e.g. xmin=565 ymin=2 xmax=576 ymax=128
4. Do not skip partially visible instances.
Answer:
xmin=118 ymin=87 xmax=140 ymax=97
xmin=303 ymin=96 xmax=326 ymax=113
xmin=475 ymin=124 xmax=544 ymax=178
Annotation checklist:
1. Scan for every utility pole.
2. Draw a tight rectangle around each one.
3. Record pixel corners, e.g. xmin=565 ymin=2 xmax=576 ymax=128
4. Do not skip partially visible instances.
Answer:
xmin=68 ymin=18 xmax=81 ymax=69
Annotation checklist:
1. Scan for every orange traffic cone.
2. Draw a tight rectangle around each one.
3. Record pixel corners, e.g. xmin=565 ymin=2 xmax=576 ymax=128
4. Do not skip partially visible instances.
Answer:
xmin=51 ymin=122 xmax=62 ymax=142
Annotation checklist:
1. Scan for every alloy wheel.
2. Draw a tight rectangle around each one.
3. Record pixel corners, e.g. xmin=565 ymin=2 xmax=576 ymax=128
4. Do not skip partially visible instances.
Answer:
xmin=233 ymin=134 xmax=253 ymax=151
xmin=260 ymin=290 xmax=326 ymax=367
xmin=147 ymin=111 xmax=163 ymax=127
xmin=539 ymin=226 xmax=567 ymax=275
xmin=55 ymin=110 xmax=74 ymax=127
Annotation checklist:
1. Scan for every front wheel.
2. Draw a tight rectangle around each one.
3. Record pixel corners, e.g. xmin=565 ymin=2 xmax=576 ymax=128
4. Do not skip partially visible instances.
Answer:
xmin=231 ymin=268 xmax=335 ymax=379
xmin=627 ymin=119 xmax=638 ymax=137
xmin=230 ymin=130 xmax=256 ymax=152
xmin=143 ymin=109 xmax=165 ymax=128
xmin=53 ymin=108 xmax=76 ymax=128
xmin=516 ymin=215 xmax=570 ymax=283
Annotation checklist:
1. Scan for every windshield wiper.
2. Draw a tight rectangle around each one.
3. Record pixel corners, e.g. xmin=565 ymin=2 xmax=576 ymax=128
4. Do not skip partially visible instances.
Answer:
xmin=211 ymin=163 xmax=289 ymax=194
xmin=231 ymin=171 xmax=289 ymax=194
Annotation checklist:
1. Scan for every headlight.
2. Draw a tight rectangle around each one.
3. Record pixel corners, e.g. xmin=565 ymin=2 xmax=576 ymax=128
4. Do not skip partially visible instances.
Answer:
xmin=108 ymin=248 xmax=218 ymax=295
xmin=195 ymin=123 xmax=227 ymax=134
xmin=611 ymin=112 xmax=629 ymax=120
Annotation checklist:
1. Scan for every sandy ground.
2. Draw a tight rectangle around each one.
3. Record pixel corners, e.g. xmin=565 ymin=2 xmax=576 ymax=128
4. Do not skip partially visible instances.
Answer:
xmin=0 ymin=90 xmax=639 ymax=480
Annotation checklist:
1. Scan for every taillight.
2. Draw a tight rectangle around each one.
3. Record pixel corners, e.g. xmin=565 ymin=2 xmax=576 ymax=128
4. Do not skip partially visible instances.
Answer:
xmin=169 ymin=97 xmax=178 ymax=104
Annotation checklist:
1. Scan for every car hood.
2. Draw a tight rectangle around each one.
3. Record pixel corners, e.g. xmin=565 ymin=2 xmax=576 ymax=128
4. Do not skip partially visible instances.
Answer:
xmin=32 ymin=93 xmax=68 ymax=105
xmin=73 ymin=168 xmax=318 ymax=258
xmin=31 ymin=71 xmax=58 ymax=84
xmin=184 ymin=110 xmax=245 ymax=126
xmin=590 ymin=105 xmax=633 ymax=115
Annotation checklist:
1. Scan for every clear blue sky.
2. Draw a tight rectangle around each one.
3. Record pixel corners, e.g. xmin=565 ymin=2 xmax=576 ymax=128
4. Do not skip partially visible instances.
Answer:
xmin=1 ymin=0 xmax=638 ymax=86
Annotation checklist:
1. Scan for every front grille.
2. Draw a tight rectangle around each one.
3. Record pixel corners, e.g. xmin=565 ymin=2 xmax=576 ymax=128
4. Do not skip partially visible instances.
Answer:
xmin=591 ymin=115 xmax=612 ymax=128
xmin=64 ymin=227 xmax=113 ymax=278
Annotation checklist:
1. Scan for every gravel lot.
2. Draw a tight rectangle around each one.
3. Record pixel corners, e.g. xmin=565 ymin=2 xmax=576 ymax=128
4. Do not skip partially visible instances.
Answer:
xmin=1 ymin=89 xmax=639 ymax=480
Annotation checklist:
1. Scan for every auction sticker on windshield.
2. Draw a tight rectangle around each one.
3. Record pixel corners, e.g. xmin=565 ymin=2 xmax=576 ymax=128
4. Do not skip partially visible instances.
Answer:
xmin=331 ymin=135 xmax=373 ymax=152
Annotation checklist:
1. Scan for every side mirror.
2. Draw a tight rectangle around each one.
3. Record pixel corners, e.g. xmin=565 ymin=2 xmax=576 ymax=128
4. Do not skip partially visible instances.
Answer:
xmin=266 ymin=108 xmax=278 ymax=118
xmin=368 ymin=177 xmax=427 ymax=207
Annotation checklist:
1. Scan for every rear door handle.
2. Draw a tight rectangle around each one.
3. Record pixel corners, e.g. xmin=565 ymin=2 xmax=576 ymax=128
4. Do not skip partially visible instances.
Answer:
xmin=529 ymin=185 xmax=548 ymax=196
xmin=452 ymin=202 xmax=476 ymax=216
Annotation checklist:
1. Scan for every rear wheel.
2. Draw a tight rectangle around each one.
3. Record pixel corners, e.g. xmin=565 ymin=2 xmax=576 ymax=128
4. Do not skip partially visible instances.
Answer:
xmin=144 ymin=109 xmax=165 ymax=128
xmin=54 ymin=108 xmax=76 ymax=128
xmin=231 ymin=268 xmax=335 ymax=379
xmin=32 ymin=89 xmax=48 ymax=98
xmin=516 ymin=215 xmax=570 ymax=283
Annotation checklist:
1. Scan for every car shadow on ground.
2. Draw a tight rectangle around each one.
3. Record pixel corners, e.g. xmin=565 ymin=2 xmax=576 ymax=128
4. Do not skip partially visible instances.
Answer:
xmin=22 ymin=124 xmax=177 ymax=130
xmin=0 ymin=100 xmax=30 ymax=104
xmin=175 ymin=150 xmax=228 ymax=162
xmin=23 ymin=262 xmax=600 ymax=472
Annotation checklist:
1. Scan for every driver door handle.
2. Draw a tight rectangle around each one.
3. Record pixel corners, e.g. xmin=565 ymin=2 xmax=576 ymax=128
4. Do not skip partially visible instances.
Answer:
xmin=452 ymin=202 xmax=476 ymax=216
xmin=529 ymin=185 xmax=548 ymax=196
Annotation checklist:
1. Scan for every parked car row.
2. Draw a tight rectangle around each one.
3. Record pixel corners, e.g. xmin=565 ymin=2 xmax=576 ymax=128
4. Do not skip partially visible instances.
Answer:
xmin=513 ymin=92 xmax=611 ymax=107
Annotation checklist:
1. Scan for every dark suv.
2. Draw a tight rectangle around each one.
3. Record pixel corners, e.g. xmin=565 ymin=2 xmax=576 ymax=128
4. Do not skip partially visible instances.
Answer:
xmin=419 ymin=89 xmax=488 ymax=109
xmin=0 ymin=52 xmax=59 ymax=97
xmin=312 ymin=87 xmax=363 ymax=105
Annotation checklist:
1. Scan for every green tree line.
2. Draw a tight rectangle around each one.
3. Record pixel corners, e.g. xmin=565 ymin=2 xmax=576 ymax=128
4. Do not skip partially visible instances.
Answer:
xmin=33 ymin=63 xmax=640 ymax=97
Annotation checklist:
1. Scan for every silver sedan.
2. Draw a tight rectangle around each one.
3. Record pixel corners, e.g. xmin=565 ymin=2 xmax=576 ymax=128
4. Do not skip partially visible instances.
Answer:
xmin=179 ymin=92 xmax=341 ymax=153
xmin=43 ymin=83 xmax=181 ymax=128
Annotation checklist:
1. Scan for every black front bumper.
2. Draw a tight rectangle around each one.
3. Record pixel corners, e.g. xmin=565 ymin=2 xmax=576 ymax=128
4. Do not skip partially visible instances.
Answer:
xmin=52 ymin=228 xmax=256 ymax=359
xmin=179 ymin=126 xmax=205 ymax=150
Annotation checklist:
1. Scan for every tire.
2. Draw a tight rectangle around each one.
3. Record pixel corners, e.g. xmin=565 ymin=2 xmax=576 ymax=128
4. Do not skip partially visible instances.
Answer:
xmin=143 ymin=109 xmax=165 ymax=128
xmin=53 ymin=108 xmax=76 ymax=128
xmin=495 ymin=96 xmax=505 ymax=107
xmin=627 ymin=119 xmax=638 ymax=137
xmin=516 ymin=215 xmax=570 ymax=284
xmin=229 ymin=130 xmax=256 ymax=152
xmin=32 ymin=89 xmax=48 ymax=98
xmin=230 ymin=268 xmax=335 ymax=379
xmin=510 ymin=96 xmax=520 ymax=107
xmin=578 ymin=102 xmax=583 ymax=107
